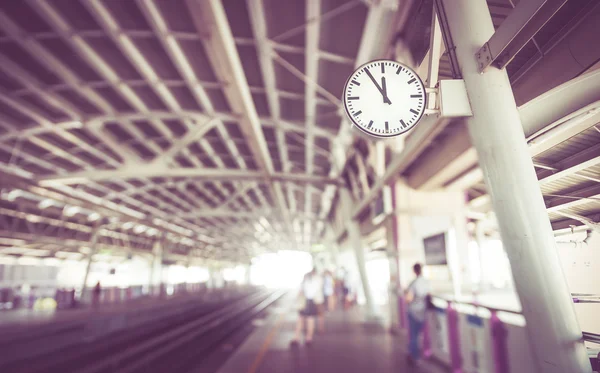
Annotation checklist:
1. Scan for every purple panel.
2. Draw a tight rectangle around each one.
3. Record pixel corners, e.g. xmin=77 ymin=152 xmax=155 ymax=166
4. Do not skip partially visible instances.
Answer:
xmin=447 ymin=303 xmax=463 ymax=373
xmin=316 ymin=104 xmax=341 ymax=133
xmin=163 ymin=119 xmax=187 ymax=137
xmin=319 ymin=0 xmax=368 ymax=58
xmin=222 ymin=121 xmax=243 ymax=139
xmin=132 ymin=120 xmax=162 ymax=138
xmin=131 ymin=85 xmax=168 ymax=110
xmin=423 ymin=318 xmax=432 ymax=357
xmin=222 ymin=0 xmax=253 ymax=37
xmin=57 ymin=89 xmax=102 ymax=115
xmin=274 ymin=51 xmax=305 ymax=94
xmin=0 ymin=42 xmax=62 ymax=85
xmin=280 ymin=97 xmax=304 ymax=121
xmin=133 ymin=36 xmax=182 ymax=80
xmin=155 ymin=0 xmax=197 ymax=32
xmin=205 ymin=88 xmax=231 ymax=112
xmin=168 ymin=86 xmax=203 ymax=111
xmin=319 ymin=59 xmax=353 ymax=98
xmin=0 ymin=1 xmax=52 ymax=32
xmin=101 ymin=0 xmax=151 ymax=31
xmin=490 ymin=311 xmax=510 ymax=373
xmin=0 ymin=101 xmax=35 ymax=126
xmin=49 ymin=0 xmax=102 ymax=31
xmin=179 ymin=40 xmax=218 ymax=82
xmin=42 ymin=37 xmax=103 ymax=81
xmin=237 ymin=45 xmax=264 ymax=87
xmin=20 ymin=93 xmax=69 ymax=121
xmin=263 ymin=0 xmax=305 ymax=46
xmin=0 ymin=68 xmax=23 ymax=91
xmin=95 ymin=86 xmax=134 ymax=112
xmin=252 ymin=93 xmax=270 ymax=117
xmin=85 ymin=36 xmax=142 ymax=80
xmin=105 ymin=122 xmax=134 ymax=142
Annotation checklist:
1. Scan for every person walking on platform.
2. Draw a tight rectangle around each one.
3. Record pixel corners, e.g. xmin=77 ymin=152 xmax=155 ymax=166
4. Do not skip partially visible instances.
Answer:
xmin=314 ymin=271 xmax=326 ymax=332
xmin=292 ymin=268 xmax=321 ymax=345
xmin=405 ymin=263 xmax=430 ymax=366
xmin=92 ymin=281 xmax=101 ymax=309
xmin=323 ymin=270 xmax=335 ymax=311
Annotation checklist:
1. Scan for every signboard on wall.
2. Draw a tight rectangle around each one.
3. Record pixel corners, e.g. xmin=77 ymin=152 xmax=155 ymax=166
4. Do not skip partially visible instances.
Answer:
xmin=423 ymin=233 xmax=448 ymax=265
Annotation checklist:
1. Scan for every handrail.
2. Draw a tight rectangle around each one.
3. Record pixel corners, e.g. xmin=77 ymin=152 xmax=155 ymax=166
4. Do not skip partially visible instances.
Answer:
xmin=583 ymin=332 xmax=600 ymax=345
xmin=430 ymin=294 xmax=523 ymax=316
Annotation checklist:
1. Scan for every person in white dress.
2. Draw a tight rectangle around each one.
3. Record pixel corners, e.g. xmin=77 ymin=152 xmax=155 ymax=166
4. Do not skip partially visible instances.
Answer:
xmin=292 ymin=268 xmax=320 ymax=345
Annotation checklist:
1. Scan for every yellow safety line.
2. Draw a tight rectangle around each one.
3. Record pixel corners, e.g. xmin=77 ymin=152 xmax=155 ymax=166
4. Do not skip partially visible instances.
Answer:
xmin=246 ymin=309 xmax=288 ymax=373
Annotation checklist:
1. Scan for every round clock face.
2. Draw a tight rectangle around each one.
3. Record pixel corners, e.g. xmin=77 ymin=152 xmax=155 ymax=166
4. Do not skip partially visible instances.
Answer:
xmin=343 ymin=59 xmax=427 ymax=138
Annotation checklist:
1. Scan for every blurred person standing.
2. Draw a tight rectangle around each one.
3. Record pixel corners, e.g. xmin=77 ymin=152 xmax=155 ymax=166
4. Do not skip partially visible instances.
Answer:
xmin=313 ymin=270 xmax=326 ymax=332
xmin=292 ymin=268 xmax=320 ymax=345
xmin=405 ymin=263 xmax=430 ymax=366
xmin=323 ymin=270 xmax=335 ymax=311
xmin=92 ymin=281 xmax=101 ymax=309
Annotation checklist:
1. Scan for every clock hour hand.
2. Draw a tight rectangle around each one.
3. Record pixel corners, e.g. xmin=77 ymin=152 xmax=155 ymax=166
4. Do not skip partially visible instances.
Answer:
xmin=381 ymin=77 xmax=392 ymax=105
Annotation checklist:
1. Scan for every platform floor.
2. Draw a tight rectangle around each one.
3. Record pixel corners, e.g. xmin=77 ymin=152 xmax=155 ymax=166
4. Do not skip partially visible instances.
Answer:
xmin=215 ymin=298 xmax=449 ymax=373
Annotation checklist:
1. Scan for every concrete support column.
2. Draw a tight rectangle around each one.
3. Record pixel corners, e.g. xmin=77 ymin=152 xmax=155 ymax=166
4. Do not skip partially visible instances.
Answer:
xmin=245 ymin=264 xmax=252 ymax=286
xmin=150 ymin=238 xmax=164 ymax=295
xmin=391 ymin=180 xmax=413 ymax=329
xmin=385 ymin=214 xmax=400 ymax=331
xmin=341 ymin=188 xmax=378 ymax=318
xmin=80 ymin=227 xmax=100 ymax=301
xmin=442 ymin=0 xmax=591 ymax=371
xmin=450 ymin=193 xmax=470 ymax=299
xmin=474 ymin=220 xmax=487 ymax=294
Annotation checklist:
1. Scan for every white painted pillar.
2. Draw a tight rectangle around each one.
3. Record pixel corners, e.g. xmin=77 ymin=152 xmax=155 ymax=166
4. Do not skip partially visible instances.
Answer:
xmin=442 ymin=1 xmax=591 ymax=371
xmin=80 ymin=227 xmax=100 ymax=300
xmin=474 ymin=221 xmax=487 ymax=293
xmin=451 ymin=192 xmax=470 ymax=299
xmin=245 ymin=264 xmax=252 ymax=285
xmin=150 ymin=239 xmax=164 ymax=294
xmin=385 ymin=214 xmax=400 ymax=330
xmin=341 ymin=188 xmax=378 ymax=318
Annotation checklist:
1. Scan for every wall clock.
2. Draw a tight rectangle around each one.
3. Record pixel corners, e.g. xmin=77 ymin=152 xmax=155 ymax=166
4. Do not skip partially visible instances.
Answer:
xmin=343 ymin=59 xmax=427 ymax=138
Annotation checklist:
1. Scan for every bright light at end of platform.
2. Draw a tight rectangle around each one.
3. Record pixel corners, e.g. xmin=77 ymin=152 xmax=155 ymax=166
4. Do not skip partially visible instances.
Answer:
xmin=250 ymin=250 xmax=312 ymax=289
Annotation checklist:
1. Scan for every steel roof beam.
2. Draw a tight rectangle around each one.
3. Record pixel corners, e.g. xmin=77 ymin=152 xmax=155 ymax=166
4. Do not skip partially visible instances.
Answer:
xmin=38 ymin=166 xmax=341 ymax=186
xmin=476 ymin=0 xmax=568 ymax=72
xmin=247 ymin=0 xmax=295 ymax=233
xmin=188 ymin=0 xmax=295 ymax=244
xmin=538 ymin=143 xmax=600 ymax=185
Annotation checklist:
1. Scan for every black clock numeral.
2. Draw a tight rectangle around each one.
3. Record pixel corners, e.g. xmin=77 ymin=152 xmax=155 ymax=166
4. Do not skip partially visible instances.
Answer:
xmin=381 ymin=63 xmax=385 ymax=74
xmin=396 ymin=66 xmax=403 ymax=74
xmin=351 ymin=79 xmax=360 ymax=86
xmin=367 ymin=120 xmax=373 ymax=129
xmin=410 ymin=94 xmax=422 ymax=98
xmin=408 ymin=78 xmax=416 ymax=84
xmin=400 ymin=119 xmax=407 ymax=129
xmin=348 ymin=96 xmax=359 ymax=100
xmin=410 ymin=109 xmax=418 ymax=115
xmin=385 ymin=121 xmax=389 ymax=132
xmin=353 ymin=110 xmax=362 ymax=117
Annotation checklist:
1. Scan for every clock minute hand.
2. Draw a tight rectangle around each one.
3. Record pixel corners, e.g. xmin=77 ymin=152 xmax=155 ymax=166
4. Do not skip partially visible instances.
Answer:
xmin=364 ymin=68 xmax=385 ymax=96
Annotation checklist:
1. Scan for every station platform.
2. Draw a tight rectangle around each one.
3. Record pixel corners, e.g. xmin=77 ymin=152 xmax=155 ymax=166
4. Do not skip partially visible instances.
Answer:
xmin=216 ymin=297 xmax=448 ymax=373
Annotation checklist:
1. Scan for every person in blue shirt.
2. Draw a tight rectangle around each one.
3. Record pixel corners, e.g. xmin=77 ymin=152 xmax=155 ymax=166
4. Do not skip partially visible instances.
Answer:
xmin=405 ymin=263 xmax=430 ymax=366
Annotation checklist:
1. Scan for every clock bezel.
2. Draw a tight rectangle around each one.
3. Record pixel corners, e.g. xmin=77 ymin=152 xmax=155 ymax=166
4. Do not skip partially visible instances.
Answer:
xmin=342 ymin=59 xmax=428 ymax=139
